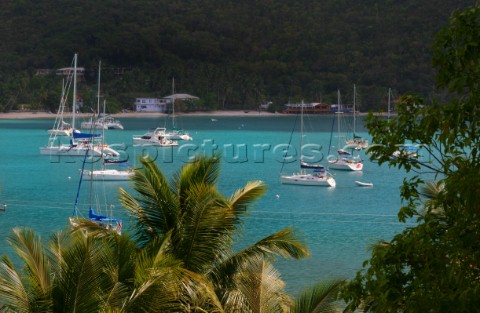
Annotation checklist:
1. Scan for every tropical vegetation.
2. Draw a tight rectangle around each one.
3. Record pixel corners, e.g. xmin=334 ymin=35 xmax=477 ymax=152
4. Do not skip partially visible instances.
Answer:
xmin=340 ymin=3 xmax=480 ymax=312
xmin=0 ymin=155 xmax=345 ymax=312
xmin=0 ymin=1 xmax=473 ymax=113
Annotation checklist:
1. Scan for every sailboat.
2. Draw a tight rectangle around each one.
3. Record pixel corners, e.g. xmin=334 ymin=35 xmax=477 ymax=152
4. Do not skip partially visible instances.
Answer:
xmin=80 ymin=61 xmax=124 ymax=130
xmin=164 ymin=78 xmax=193 ymax=141
xmin=328 ymin=90 xmax=364 ymax=171
xmin=345 ymin=84 xmax=368 ymax=149
xmin=82 ymin=101 xmax=134 ymax=181
xmin=40 ymin=54 xmax=120 ymax=158
xmin=70 ymin=141 xmax=123 ymax=234
xmin=280 ymin=102 xmax=336 ymax=187
xmin=48 ymin=79 xmax=73 ymax=136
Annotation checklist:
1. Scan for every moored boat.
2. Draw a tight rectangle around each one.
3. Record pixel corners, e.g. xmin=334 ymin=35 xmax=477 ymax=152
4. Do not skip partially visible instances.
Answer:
xmin=132 ymin=127 xmax=178 ymax=146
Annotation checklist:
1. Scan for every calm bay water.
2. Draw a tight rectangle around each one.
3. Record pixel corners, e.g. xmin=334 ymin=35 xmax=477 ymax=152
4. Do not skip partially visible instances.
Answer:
xmin=0 ymin=114 xmax=413 ymax=295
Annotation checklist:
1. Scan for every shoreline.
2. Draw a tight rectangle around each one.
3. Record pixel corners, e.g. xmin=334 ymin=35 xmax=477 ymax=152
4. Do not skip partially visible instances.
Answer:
xmin=0 ymin=110 xmax=276 ymax=120
xmin=0 ymin=110 xmax=386 ymax=120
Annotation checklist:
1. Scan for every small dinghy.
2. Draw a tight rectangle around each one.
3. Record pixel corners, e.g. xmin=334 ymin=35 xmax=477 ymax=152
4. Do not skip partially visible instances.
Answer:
xmin=355 ymin=181 xmax=373 ymax=187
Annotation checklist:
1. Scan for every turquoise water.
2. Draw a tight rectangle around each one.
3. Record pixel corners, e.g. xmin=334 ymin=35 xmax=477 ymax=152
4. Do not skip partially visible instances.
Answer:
xmin=0 ymin=115 xmax=413 ymax=295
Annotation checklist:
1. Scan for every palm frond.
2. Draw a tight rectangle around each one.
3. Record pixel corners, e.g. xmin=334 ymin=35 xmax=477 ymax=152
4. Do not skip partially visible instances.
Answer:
xmin=175 ymin=182 xmax=236 ymax=273
xmin=419 ymin=181 xmax=445 ymax=215
xmin=123 ymin=237 xmax=223 ymax=313
xmin=235 ymin=227 xmax=310 ymax=262
xmin=7 ymin=227 xmax=51 ymax=298
xmin=211 ymin=227 xmax=309 ymax=301
xmin=174 ymin=155 xmax=221 ymax=206
xmin=54 ymin=232 xmax=108 ymax=312
xmin=47 ymin=230 xmax=70 ymax=273
xmin=119 ymin=157 xmax=178 ymax=246
xmin=228 ymin=180 xmax=268 ymax=215
xmin=292 ymin=279 xmax=346 ymax=313
xmin=0 ymin=256 xmax=31 ymax=312
xmin=223 ymin=257 xmax=291 ymax=313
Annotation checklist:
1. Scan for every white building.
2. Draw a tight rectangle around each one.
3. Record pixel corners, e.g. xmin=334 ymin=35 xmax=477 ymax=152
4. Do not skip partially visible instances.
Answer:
xmin=134 ymin=94 xmax=199 ymax=112
xmin=135 ymin=98 xmax=169 ymax=112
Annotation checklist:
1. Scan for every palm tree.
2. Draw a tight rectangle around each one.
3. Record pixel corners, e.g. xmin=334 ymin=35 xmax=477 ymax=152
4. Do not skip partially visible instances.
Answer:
xmin=118 ymin=155 xmax=311 ymax=311
xmin=0 ymin=226 xmax=200 ymax=312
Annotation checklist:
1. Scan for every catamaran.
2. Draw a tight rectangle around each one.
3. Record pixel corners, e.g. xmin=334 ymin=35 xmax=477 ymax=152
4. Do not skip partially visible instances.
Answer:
xmin=40 ymin=54 xmax=120 ymax=158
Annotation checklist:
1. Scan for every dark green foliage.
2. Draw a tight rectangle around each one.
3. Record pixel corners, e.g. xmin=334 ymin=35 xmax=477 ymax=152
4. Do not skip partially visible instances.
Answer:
xmin=0 ymin=0 xmax=473 ymax=111
xmin=341 ymin=3 xmax=480 ymax=312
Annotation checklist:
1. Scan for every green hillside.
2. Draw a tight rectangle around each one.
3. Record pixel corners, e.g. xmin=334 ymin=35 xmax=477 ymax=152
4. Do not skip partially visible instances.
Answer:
xmin=0 ymin=0 xmax=474 ymax=112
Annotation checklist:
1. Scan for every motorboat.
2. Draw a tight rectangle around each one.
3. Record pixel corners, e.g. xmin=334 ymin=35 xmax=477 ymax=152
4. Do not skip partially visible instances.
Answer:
xmin=133 ymin=127 xmax=178 ymax=146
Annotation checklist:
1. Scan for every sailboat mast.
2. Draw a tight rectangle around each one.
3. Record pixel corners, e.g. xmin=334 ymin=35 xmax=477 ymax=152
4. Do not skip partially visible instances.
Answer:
xmin=300 ymin=101 xmax=304 ymax=162
xmin=97 ymin=60 xmax=101 ymax=117
xmin=101 ymin=99 xmax=106 ymax=170
xmin=172 ymin=77 xmax=175 ymax=128
xmin=59 ymin=78 xmax=66 ymax=124
xmin=337 ymin=90 xmax=341 ymax=150
xmin=72 ymin=53 xmax=77 ymax=130
xmin=353 ymin=84 xmax=356 ymax=135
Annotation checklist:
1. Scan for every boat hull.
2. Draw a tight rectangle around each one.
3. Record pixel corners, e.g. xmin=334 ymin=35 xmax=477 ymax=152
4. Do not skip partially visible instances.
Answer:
xmin=132 ymin=137 xmax=179 ymax=147
xmin=355 ymin=181 xmax=373 ymax=187
xmin=39 ymin=144 xmax=119 ymax=157
xmin=165 ymin=134 xmax=192 ymax=140
xmin=328 ymin=160 xmax=363 ymax=171
xmin=40 ymin=145 xmax=103 ymax=156
xmin=82 ymin=169 xmax=133 ymax=181
xmin=281 ymin=174 xmax=336 ymax=187
xmin=47 ymin=129 xmax=72 ymax=136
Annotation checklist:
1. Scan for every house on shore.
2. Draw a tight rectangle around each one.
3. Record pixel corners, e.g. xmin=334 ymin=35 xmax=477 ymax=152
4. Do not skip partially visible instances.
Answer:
xmin=134 ymin=93 xmax=199 ymax=112
xmin=283 ymin=102 xmax=330 ymax=114
xmin=135 ymin=98 xmax=169 ymax=112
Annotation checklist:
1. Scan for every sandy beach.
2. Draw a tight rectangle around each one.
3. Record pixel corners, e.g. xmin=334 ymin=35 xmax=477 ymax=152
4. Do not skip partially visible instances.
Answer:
xmin=0 ymin=110 xmax=280 ymax=120
xmin=0 ymin=110 xmax=381 ymax=120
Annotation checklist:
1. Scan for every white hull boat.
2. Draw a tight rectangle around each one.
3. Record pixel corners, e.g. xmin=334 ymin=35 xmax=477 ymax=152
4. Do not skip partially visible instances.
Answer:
xmin=81 ymin=119 xmax=108 ymax=130
xmin=81 ymin=169 xmax=133 ymax=181
xmin=280 ymin=101 xmax=336 ymax=187
xmin=164 ymin=130 xmax=192 ymax=141
xmin=82 ymin=115 xmax=124 ymax=130
xmin=345 ymin=84 xmax=368 ymax=149
xmin=281 ymin=171 xmax=336 ymax=187
xmin=328 ymin=90 xmax=364 ymax=172
xmin=328 ymin=159 xmax=363 ymax=171
xmin=355 ymin=180 xmax=373 ymax=187
xmin=133 ymin=127 xmax=178 ymax=147
xmin=103 ymin=116 xmax=124 ymax=130
xmin=39 ymin=142 xmax=119 ymax=157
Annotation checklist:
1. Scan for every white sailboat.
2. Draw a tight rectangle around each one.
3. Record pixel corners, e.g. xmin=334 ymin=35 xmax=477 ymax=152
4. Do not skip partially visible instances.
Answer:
xmin=281 ymin=102 xmax=336 ymax=187
xmin=40 ymin=55 xmax=120 ymax=158
xmin=80 ymin=61 xmax=124 ymax=130
xmin=82 ymin=100 xmax=134 ymax=181
xmin=164 ymin=78 xmax=192 ymax=141
xmin=98 ymin=114 xmax=124 ymax=130
xmin=345 ymin=84 xmax=368 ymax=149
xmin=328 ymin=90 xmax=364 ymax=171
xmin=70 ymin=144 xmax=123 ymax=234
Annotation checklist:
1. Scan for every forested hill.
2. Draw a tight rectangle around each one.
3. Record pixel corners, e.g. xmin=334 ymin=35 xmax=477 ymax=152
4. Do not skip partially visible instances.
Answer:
xmin=0 ymin=1 xmax=474 ymax=113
